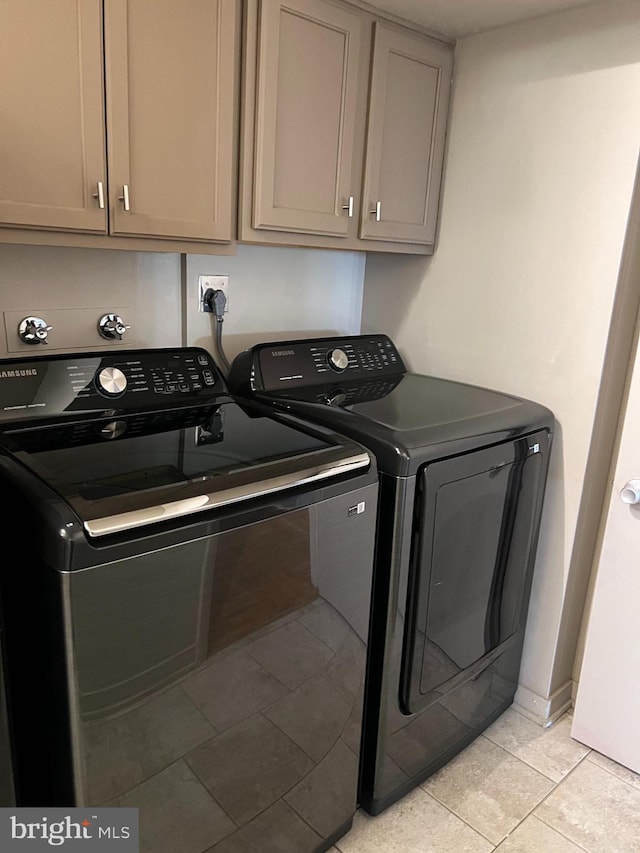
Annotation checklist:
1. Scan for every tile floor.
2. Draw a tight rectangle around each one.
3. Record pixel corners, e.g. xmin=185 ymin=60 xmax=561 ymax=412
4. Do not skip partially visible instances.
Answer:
xmin=332 ymin=706 xmax=640 ymax=853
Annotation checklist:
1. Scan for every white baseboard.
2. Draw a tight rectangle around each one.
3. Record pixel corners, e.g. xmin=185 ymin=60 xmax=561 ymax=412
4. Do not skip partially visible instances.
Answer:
xmin=513 ymin=679 xmax=574 ymax=727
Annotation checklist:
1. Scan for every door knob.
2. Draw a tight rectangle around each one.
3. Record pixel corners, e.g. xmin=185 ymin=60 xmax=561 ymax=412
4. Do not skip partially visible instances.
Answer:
xmin=620 ymin=480 xmax=640 ymax=505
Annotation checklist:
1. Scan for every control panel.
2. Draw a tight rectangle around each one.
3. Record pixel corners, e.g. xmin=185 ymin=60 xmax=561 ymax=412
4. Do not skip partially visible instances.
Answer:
xmin=255 ymin=335 xmax=405 ymax=391
xmin=0 ymin=348 xmax=224 ymax=424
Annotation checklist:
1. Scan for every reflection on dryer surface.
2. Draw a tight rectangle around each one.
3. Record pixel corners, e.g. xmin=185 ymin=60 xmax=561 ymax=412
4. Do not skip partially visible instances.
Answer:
xmin=70 ymin=502 xmax=374 ymax=853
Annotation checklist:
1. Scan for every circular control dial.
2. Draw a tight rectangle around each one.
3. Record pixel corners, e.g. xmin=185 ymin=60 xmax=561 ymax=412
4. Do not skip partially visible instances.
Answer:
xmin=99 ymin=420 xmax=127 ymax=440
xmin=327 ymin=348 xmax=349 ymax=372
xmin=96 ymin=366 xmax=127 ymax=397
xmin=324 ymin=390 xmax=347 ymax=406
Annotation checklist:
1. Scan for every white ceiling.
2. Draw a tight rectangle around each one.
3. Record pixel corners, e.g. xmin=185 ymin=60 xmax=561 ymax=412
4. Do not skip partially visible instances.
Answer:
xmin=366 ymin=0 xmax=607 ymax=39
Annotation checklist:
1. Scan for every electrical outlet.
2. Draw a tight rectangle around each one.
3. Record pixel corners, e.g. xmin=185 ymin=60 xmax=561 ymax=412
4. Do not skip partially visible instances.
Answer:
xmin=198 ymin=275 xmax=229 ymax=313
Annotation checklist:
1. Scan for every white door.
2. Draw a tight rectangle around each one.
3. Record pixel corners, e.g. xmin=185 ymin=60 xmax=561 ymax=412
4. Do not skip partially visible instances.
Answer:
xmin=572 ymin=329 xmax=640 ymax=771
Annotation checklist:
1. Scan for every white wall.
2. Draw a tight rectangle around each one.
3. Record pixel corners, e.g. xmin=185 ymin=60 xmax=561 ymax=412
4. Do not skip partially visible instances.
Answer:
xmin=0 ymin=243 xmax=365 ymax=362
xmin=362 ymin=0 xmax=640 ymax=722
xmin=184 ymin=244 xmax=365 ymax=365
xmin=0 ymin=244 xmax=182 ymax=355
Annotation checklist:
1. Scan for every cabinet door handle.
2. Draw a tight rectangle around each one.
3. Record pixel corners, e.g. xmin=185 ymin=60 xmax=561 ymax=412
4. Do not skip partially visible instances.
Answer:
xmin=341 ymin=196 xmax=354 ymax=218
xmin=92 ymin=181 xmax=105 ymax=209
xmin=118 ymin=184 xmax=131 ymax=212
xmin=369 ymin=201 xmax=381 ymax=222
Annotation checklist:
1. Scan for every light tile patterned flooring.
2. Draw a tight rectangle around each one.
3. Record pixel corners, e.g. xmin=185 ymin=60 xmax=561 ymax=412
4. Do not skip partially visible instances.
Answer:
xmin=332 ymin=707 xmax=640 ymax=852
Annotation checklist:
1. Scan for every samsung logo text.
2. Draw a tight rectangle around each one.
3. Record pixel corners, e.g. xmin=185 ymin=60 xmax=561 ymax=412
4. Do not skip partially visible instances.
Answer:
xmin=0 ymin=369 xmax=37 ymax=378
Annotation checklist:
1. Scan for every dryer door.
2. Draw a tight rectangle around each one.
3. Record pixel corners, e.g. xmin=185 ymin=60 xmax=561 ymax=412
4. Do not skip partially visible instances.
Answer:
xmin=400 ymin=430 xmax=550 ymax=715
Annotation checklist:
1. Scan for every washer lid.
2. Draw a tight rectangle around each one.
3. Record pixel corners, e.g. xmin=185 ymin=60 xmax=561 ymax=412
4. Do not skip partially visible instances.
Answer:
xmin=0 ymin=400 xmax=371 ymax=537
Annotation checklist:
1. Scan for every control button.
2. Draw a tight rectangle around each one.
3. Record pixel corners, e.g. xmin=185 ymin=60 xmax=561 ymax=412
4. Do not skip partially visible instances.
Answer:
xmin=99 ymin=420 xmax=127 ymax=440
xmin=327 ymin=348 xmax=349 ymax=372
xmin=198 ymin=354 xmax=209 ymax=365
xmin=96 ymin=366 xmax=127 ymax=396
xmin=203 ymin=370 xmax=216 ymax=385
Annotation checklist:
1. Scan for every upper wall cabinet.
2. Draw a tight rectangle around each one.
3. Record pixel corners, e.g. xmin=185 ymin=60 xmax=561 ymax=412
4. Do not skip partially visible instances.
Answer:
xmin=239 ymin=0 xmax=454 ymax=254
xmin=104 ymin=0 xmax=237 ymax=241
xmin=0 ymin=1 xmax=107 ymax=233
xmin=0 ymin=0 xmax=239 ymax=248
xmin=251 ymin=0 xmax=366 ymax=238
xmin=359 ymin=22 xmax=453 ymax=246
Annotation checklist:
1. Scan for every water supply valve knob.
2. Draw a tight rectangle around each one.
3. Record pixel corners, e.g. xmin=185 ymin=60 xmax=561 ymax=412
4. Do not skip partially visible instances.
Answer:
xmin=98 ymin=313 xmax=131 ymax=341
xmin=18 ymin=316 xmax=53 ymax=345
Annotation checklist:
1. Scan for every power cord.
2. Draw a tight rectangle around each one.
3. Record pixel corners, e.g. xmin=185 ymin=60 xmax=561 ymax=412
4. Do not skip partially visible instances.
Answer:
xmin=203 ymin=287 xmax=231 ymax=378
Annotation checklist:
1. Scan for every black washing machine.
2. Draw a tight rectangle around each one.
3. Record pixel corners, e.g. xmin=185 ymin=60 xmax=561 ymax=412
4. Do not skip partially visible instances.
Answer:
xmin=228 ymin=333 xmax=554 ymax=815
xmin=0 ymin=346 xmax=378 ymax=852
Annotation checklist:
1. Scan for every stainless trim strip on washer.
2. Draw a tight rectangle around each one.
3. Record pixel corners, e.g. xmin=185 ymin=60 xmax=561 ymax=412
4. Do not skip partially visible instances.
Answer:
xmin=84 ymin=451 xmax=371 ymax=537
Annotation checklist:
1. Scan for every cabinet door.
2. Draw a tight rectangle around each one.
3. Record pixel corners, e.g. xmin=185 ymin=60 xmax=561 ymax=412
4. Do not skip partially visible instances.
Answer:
xmin=104 ymin=0 xmax=238 ymax=241
xmin=0 ymin=0 xmax=107 ymax=232
xmin=360 ymin=23 xmax=452 ymax=245
xmin=253 ymin=0 xmax=365 ymax=237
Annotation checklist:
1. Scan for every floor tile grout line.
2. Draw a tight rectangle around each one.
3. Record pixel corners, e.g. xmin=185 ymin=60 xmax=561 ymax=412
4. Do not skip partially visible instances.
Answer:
xmin=176 ymin=681 xmax=222 ymax=738
xmin=423 ymin=777 xmax=542 ymax=851
xmin=494 ymin=814 xmax=591 ymax=853
xmin=475 ymin=732 xmax=565 ymax=784
xmin=417 ymin=727 xmax=588 ymax=850
xmin=336 ymin=715 xmax=635 ymax=853
xmin=182 ymin=752 xmax=241 ymax=831
xmin=494 ymin=752 xmax=594 ymax=852
xmin=335 ymin=758 xmax=588 ymax=853
xmin=419 ymin=785 xmax=502 ymax=847
xmin=478 ymin=724 xmax=590 ymax=785
xmin=185 ymin=718 xmax=329 ymax=847
xmin=585 ymin=751 xmax=640 ymax=790
xmin=529 ymin=751 xmax=595 ymax=852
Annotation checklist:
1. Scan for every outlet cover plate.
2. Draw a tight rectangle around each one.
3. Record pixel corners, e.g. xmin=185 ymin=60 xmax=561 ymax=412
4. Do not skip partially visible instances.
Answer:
xmin=198 ymin=275 xmax=229 ymax=313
